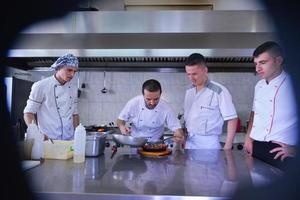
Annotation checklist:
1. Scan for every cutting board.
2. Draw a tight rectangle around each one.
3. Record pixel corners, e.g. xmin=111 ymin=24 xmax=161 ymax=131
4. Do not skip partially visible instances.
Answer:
xmin=138 ymin=148 xmax=172 ymax=158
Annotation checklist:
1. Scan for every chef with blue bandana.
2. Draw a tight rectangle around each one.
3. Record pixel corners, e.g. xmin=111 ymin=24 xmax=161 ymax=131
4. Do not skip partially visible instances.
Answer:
xmin=24 ymin=53 xmax=80 ymax=140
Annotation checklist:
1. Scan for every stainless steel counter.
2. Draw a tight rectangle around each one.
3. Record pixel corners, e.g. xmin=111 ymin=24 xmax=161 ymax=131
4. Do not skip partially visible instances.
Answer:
xmin=25 ymin=148 xmax=283 ymax=200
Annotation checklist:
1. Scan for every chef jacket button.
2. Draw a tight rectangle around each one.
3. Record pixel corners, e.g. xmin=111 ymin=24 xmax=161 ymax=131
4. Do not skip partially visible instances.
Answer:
xmin=270 ymin=100 xmax=272 ymax=102
xmin=152 ymin=122 xmax=155 ymax=124
xmin=54 ymin=85 xmax=57 ymax=88
xmin=70 ymin=96 xmax=72 ymax=99
xmin=68 ymin=86 xmax=71 ymax=88
xmin=142 ymin=108 xmax=144 ymax=110
xmin=56 ymin=96 xmax=59 ymax=98
xmin=140 ymin=120 xmax=143 ymax=121
xmin=57 ymin=107 xmax=60 ymax=110
xmin=69 ymin=107 xmax=71 ymax=109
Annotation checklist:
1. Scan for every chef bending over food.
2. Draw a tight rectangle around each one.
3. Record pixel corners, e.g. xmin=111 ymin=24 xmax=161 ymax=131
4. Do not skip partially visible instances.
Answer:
xmin=117 ymin=79 xmax=185 ymax=144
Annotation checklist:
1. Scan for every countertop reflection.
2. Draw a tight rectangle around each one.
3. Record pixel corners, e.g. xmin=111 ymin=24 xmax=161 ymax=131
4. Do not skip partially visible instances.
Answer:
xmin=26 ymin=148 xmax=283 ymax=200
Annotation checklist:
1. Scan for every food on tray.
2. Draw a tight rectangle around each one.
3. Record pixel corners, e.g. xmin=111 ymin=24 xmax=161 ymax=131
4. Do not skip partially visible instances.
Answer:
xmin=142 ymin=143 xmax=168 ymax=152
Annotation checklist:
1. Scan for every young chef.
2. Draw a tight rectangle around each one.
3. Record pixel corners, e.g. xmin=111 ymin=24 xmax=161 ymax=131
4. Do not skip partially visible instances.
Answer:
xmin=117 ymin=79 xmax=185 ymax=143
xmin=244 ymin=41 xmax=298 ymax=169
xmin=23 ymin=53 xmax=80 ymax=140
xmin=183 ymin=53 xmax=238 ymax=149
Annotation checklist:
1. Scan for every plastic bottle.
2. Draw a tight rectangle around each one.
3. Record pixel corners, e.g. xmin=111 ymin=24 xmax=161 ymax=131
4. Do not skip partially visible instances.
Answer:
xmin=73 ymin=123 xmax=86 ymax=163
xmin=27 ymin=121 xmax=44 ymax=160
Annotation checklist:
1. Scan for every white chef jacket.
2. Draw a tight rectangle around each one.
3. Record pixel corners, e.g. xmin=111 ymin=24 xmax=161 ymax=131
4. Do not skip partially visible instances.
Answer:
xmin=24 ymin=75 xmax=78 ymax=140
xmin=250 ymin=71 xmax=298 ymax=145
xmin=184 ymin=80 xmax=237 ymax=149
xmin=118 ymin=95 xmax=181 ymax=141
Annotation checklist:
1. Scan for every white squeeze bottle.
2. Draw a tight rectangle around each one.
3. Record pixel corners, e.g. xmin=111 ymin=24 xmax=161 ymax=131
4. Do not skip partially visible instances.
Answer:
xmin=28 ymin=121 xmax=44 ymax=160
xmin=73 ymin=123 xmax=86 ymax=163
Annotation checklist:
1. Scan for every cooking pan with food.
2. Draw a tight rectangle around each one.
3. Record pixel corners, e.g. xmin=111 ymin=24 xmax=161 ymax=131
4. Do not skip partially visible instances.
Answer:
xmin=141 ymin=136 xmax=173 ymax=152
xmin=142 ymin=143 xmax=168 ymax=152
xmin=112 ymin=134 xmax=148 ymax=147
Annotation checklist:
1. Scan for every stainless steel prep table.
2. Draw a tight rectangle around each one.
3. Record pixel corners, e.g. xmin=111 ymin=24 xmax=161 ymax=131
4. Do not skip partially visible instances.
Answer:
xmin=25 ymin=148 xmax=283 ymax=200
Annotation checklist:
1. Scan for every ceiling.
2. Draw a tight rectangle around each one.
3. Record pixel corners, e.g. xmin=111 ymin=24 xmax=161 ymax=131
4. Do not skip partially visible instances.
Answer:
xmin=6 ymin=0 xmax=276 ymax=72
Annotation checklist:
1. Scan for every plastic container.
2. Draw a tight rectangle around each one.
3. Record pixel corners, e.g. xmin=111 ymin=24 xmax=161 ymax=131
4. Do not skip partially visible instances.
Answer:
xmin=44 ymin=140 xmax=73 ymax=160
xmin=27 ymin=121 xmax=44 ymax=160
xmin=19 ymin=138 xmax=34 ymax=160
xmin=73 ymin=124 xmax=86 ymax=163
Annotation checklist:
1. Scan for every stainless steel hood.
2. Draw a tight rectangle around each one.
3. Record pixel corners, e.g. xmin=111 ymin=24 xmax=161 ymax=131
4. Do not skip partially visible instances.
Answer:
xmin=7 ymin=10 xmax=277 ymax=72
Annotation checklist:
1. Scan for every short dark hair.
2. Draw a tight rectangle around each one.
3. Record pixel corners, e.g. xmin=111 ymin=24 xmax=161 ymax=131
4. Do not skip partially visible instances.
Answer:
xmin=185 ymin=53 xmax=206 ymax=66
xmin=253 ymin=41 xmax=284 ymax=58
xmin=142 ymin=79 xmax=162 ymax=95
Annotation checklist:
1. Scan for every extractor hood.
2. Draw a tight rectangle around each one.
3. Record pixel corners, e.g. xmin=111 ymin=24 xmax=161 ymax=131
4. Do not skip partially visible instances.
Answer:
xmin=7 ymin=10 xmax=277 ymax=72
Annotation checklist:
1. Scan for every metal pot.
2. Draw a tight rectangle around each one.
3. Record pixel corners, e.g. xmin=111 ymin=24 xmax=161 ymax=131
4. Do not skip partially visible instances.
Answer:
xmin=85 ymin=132 xmax=106 ymax=157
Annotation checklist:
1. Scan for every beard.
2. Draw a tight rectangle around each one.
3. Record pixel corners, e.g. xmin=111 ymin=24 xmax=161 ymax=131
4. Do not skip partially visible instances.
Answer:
xmin=145 ymin=102 xmax=157 ymax=110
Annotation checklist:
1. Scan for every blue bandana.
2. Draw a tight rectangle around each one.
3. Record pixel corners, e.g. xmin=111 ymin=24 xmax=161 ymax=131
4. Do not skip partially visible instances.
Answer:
xmin=50 ymin=53 xmax=78 ymax=70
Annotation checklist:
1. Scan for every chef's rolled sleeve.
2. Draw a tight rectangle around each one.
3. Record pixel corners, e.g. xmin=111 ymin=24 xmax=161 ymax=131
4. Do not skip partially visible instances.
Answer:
xmin=73 ymin=95 xmax=79 ymax=115
xmin=24 ymin=82 xmax=43 ymax=114
xmin=166 ymin=109 xmax=181 ymax=131
xmin=118 ymin=108 xmax=129 ymax=121
xmin=219 ymin=88 xmax=237 ymax=121
xmin=118 ymin=99 xmax=135 ymax=121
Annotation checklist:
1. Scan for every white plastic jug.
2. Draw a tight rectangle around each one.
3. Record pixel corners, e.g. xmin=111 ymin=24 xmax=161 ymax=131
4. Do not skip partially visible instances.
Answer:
xmin=73 ymin=123 xmax=86 ymax=163
xmin=26 ymin=120 xmax=38 ymax=140
xmin=27 ymin=121 xmax=44 ymax=160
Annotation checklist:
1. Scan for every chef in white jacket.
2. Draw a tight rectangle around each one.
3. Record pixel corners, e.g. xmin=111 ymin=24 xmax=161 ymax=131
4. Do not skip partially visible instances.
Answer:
xmin=117 ymin=79 xmax=184 ymax=143
xmin=23 ymin=53 xmax=79 ymax=140
xmin=184 ymin=53 xmax=238 ymax=149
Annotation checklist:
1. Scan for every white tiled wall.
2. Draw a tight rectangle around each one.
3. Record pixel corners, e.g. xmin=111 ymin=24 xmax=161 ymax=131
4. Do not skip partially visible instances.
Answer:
xmin=77 ymin=71 xmax=260 ymax=127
